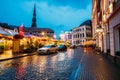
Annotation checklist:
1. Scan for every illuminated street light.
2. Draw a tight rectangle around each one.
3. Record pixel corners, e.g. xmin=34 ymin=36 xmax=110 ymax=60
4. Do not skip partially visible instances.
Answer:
xmin=41 ymin=32 xmax=45 ymax=36
xmin=54 ymin=35 xmax=56 ymax=39
xmin=96 ymin=28 xmax=103 ymax=33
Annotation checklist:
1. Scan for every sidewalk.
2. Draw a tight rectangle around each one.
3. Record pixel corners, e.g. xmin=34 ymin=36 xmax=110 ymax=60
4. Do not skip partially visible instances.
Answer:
xmin=0 ymin=50 xmax=36 ymax=61
xmin=78 ymin=48 xmax=120 ymax=80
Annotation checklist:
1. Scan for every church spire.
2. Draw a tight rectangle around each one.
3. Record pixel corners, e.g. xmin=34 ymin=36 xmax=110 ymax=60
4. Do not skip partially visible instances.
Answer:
xmin=31 ymin=3 xmax=37 ymax=28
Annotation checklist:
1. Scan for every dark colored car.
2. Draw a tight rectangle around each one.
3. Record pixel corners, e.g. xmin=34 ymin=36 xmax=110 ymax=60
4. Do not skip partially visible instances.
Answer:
xmin=70 ymin=44 xmax=77 ymax=49
xmin=58 ymin=44 xmax=67 ymax=51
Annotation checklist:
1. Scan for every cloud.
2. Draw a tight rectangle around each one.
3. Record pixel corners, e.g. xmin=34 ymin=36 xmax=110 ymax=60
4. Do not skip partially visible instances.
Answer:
xmin=0 ymin=0 xmax=92 ymax=38
xmin=39 ymin=1 xmax=91 ymax=26
xmin=22 ymin=0 xmax=92 ymax=37
xmin=36 ymin=0 xmax=91 ymax=9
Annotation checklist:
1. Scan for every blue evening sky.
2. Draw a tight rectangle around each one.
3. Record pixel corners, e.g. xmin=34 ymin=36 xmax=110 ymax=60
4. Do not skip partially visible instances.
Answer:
xmin=0 ymin=0 xmax=92 ymax=38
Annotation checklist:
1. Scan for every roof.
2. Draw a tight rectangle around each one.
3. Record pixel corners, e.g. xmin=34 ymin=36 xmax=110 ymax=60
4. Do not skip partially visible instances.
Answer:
xmin=0 ymin=22 xmax=19 ymax=30
xmin=72 ymin=20 xmax=92 ymax=30
xmin=79 ymin=20 xmax=92 ymax=27
xmin=24 ymin=27 xmax=54 ymax=33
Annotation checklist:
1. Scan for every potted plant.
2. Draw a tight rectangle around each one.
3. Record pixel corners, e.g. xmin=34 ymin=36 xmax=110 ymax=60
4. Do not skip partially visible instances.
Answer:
xmin=0 ymin=44 xmax=4 ymax=53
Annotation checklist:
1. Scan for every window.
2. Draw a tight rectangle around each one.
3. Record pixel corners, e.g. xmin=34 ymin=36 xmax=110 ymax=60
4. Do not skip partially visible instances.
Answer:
xmin=80 ymin=29 xmax=81 ymax=31
xmin=119 ymin=28 xmax=120 ymax=49
xmin=83 ymin=28 xmax=84 ymax=31
xmin=80 ymin=34 xmax=82 ymax=37
xmin=78 ymin=34 xmax=79 ymax=38
xmin=83 ymin=33 xmax=84 ymax=37
xmin=74 ymin=41 xmax=76 ymax=44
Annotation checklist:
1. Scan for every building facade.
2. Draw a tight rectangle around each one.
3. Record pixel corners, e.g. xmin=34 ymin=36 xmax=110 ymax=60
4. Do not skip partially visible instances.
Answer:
xmin=92 ymin=0 xmax=104 ymax=51
xmin=92 ymin=0 xmax=120 ymax=57
xmin=60 ymin=31 xmax=72 ymax=43
xmin=24 ymin=27 xmax=54 ymax=38
xmin=103 ymin=0 xmax=120 ymax=56
xmin=64 ymin=31 xmax=72 ymax=44
xmin=72 ymin=20 xmax=92 ymax=45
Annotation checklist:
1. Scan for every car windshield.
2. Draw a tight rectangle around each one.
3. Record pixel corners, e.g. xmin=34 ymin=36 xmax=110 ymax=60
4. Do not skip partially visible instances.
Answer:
xmin=44 ymin=45 xmax=56 ymax=48
xmin=71 ymin=44 xmax=75 ymax=46
xmin=44 ymin=45 xmax=51 ymax=48
xmin=58 ymin=45 xmax=64 ymax=47
xmin=58 ymin=45 xmax=61 ymax=47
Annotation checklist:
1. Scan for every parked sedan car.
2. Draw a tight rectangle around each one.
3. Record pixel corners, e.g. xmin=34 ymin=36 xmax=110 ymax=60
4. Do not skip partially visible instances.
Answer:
xmin=58 ymin=44 xmax=67 ymax=51
xmin=70 ymin=44 xmax=77 ymax=49
xmin=37 ymin=45 xmax=58 ymax=54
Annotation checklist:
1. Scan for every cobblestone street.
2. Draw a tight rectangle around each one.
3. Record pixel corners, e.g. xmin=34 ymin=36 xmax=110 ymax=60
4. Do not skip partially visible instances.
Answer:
xmin=78 ymin=48 xmax=120 ymax=80
xmin=0 ymin=48 xmax=83 ymax=80
xmin=0 ymin=47 xmax=120 ymax=80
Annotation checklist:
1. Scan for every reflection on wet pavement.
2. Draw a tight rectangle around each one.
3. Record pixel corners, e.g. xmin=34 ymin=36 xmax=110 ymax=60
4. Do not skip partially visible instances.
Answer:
xmin=0 ymin=50 xmax=13 ymax=60
xmin=0 ymin=48 xmax=83 ymax=80
xmin=0 ymin=50 xmax=27 ymax=60
xmin=0 ymin=47 xmax=120 ymax=80
xmin=83 ymin=47 xmax=93 ymax=54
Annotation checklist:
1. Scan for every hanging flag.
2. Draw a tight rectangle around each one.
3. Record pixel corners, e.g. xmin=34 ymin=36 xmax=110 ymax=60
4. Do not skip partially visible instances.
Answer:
xmin=19 ymin=23 xmax=24 ymax=36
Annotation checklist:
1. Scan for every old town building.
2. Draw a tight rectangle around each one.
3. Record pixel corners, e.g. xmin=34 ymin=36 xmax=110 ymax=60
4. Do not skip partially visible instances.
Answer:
xmin=60 ymin=31 xmax=72 ymax=44
xmin=92 ymin=0 xmax=120 ymax=62
xmin=92 ymin=0 xmax=104 ymax=51
xmin=72 ymin=20 xmax=92 ymax=46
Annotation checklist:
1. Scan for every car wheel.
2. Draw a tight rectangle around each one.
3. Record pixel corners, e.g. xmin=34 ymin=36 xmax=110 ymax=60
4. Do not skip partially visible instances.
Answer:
xmin=47 ymin=50 xmax=50 ymax=54
xmin=54 ymin=50 xmax=57 ymax=53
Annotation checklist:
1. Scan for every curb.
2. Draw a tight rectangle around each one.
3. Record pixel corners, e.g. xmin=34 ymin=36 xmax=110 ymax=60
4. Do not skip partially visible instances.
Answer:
xmin=0 ymin=53 xmax=36 ymax=62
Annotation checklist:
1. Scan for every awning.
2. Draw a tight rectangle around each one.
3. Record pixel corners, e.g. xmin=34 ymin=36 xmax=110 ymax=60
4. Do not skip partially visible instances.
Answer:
xmin=5 ymin=30 xmax=18 ymax=36
xmin=0 ymin=29 xmax=9 ymax=35
xmin=0 ymin=29 xmax=18 ymax=40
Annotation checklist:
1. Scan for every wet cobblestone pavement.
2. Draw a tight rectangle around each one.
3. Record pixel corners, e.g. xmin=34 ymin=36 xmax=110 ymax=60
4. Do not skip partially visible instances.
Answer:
xmin=0 ymin=47 xmax=120 ymax=80
xmin=78 ymin=48 xmax=120 ymax=80
xmin=0 ymin=48 xmax=83 ymax=80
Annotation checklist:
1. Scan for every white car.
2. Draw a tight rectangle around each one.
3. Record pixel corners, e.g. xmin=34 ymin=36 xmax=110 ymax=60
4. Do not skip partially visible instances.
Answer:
xmin=37 ymin=45 xmax=58 ymax=54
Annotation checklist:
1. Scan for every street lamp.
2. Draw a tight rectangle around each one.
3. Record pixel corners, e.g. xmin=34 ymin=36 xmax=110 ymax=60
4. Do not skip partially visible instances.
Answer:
xmin=41 ymin=32 xmax=45 ymax=36
xmin=96 ymin=28 xmax=104 ymax=33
